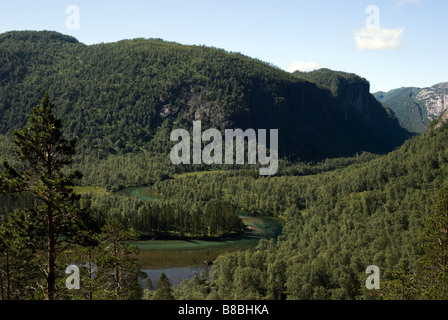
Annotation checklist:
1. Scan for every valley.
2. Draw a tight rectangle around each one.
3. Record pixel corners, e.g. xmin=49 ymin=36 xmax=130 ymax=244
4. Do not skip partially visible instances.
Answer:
xmin=374 ymin=82 xmax=448 ymax=133
xmin=1 ymin=30 xmax=448 ymax=301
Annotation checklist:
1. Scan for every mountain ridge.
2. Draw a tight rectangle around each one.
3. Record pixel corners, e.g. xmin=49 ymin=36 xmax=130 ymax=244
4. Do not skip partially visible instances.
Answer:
xmin=0 ymin=30 xmax=410 ymax=163
xmin=374 ymin=82 xmax=448 ymax=133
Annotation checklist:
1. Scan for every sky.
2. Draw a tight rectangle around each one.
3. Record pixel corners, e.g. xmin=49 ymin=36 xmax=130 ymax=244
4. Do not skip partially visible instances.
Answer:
xmin=0 ymin=0 xmax=446 ymax=92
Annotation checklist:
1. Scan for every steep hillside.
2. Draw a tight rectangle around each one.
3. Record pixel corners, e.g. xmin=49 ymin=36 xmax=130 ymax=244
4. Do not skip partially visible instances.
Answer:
xmin=146 ymin=100 xmax=448 ymax=300
xmin=0 ymin=31 xmax=410 ymax=164
xmin=374 ymin=82 xmax=448 ymax=133
xmin=416 ymin=82 xmax=448 ymax=120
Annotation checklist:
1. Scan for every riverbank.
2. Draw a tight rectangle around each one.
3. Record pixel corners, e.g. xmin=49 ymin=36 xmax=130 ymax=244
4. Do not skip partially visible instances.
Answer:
xmin=121 ymin=185 xmax=284 ymax=287
xmin=133 ymin=212 xmax=284 ymax=268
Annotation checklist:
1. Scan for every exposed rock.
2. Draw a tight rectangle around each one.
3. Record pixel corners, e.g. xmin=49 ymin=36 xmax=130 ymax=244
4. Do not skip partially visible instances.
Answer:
xmin=159 ymin=86 xmax=233 ymax=130
xmin=433 ymin=109 xmax=448 ymax=130
xmin=416 ymin=82 xmax=448 ymax=120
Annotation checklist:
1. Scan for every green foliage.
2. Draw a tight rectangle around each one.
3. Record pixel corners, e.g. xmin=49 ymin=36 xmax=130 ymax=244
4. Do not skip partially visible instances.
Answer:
xmin=293 ymin=68 xmax=368 ymax=97
xmin=2 ymin=30 xmax=448 ymax=301
xmin=417 ymin=185 xmax=448 ymax=299
xmin=81 ymin=190 xmax=245 ymax=240
xmin=205 ymin=239 xmax=285 ymax=300
xmin=373 ymin=87 xmax=428 ymax=133
xmin=0 ymin=30 xmax=409 ymax=170
xmin=172 ymin=272 xmax=210 ymax=300
xmin=0 ymin=93 xmax=96 ymax=299
xmin=380 ymin=263 xmax=420 ymax=300
xmin=92 ymin=219 xmax=144 ymax=300
xmin=151 ymin=272 xmax=175 ymax=300
xmin=58 ymin=218 xmax=145 ymax=300
xmin=172 ymin=121 xmax=448 ymax=300
xmin=133 ymin=199 xmax=244 ymax=239
xmin=0 ymin=93 xmax=144 ymax=300
xmin=0 ymin=210 xmax=42 ymax=299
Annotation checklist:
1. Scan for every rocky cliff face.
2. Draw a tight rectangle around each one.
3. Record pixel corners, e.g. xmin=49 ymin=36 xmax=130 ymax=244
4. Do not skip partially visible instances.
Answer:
xmin=416 ymin=82 xmax=448 ymax=120
xmin=0 ymin=31 xmax=411 ymax=162
xmin=295 ymin=69 xmax=394 ymax=125
xmin=335 ymin=77 xmax=372 ymax=119
xmin=433 ymin=109 xmax=448 ymax=130
xmin=374 ymin=82 xmax=448 ymax=133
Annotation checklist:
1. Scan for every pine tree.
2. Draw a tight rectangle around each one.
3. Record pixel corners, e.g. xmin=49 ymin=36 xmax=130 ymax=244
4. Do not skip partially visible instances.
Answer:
xmin=96 ymin=218 xmax=143 ymax=300
xmin=0 ymin=93 xmax=96 ymax=300
xmin=152 ymin=272 xmax=174 ymax=300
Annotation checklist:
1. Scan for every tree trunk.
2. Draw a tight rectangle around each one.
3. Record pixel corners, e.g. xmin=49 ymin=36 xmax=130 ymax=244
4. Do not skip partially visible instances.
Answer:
xmin=0 ymin=249 xmax=10 ymax=300
xmin=88 ymin=251 xmax=93 ymax=301
xmin=47 ymin=201 xmax=55 ymax=300
xmin=5 ymin=249 xmax=10 ymax=300
xmin=0 ymin=268 xmax=3 ymax=300
xmin=113 ymin=239 xmax=120 ymax=298
xmin=46 ymin=145 xmax=56 ymax=300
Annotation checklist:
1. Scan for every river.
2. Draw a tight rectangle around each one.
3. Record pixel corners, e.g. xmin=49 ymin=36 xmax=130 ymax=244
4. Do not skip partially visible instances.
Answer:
xmin=127 ymin=187 xmax=284 ymax=288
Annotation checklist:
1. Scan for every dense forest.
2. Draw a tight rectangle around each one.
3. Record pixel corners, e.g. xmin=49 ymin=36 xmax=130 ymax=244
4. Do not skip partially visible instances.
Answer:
xmin=373 ymin=87 xmax=429 ymax=134
xmin=0 ymin=30 xmax=410 ymax=164
xmin=2 ymin=92 xmax=448 ymax=300
xmin=165 ymin=115 xmax=448 ymax=300
xmin=84 ymin=192 xmax=245 ymax=239
xmin=1 ymin=31 xmax=448 ymax=301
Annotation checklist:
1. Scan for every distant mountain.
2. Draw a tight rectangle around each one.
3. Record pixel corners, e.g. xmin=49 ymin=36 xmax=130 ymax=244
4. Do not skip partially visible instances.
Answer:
xmin=374 ymin=82 xmax=448 ymax=133
xmin=0 ymin=31 xmax=410 ymax=163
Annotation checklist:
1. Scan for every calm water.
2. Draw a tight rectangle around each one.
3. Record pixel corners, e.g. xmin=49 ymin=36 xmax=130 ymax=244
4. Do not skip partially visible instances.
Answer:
xmin=127 ymin=187 xmax=284 ymax=287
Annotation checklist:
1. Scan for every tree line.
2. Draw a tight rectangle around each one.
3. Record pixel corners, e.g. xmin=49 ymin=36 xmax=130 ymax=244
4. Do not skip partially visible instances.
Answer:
xmin=132 ymin=199 xmax=244 ymax=239
xmin=82 ymin=191 xmax=245 ymax=240
xmin=131 ymin=115 xmax=448 ymax=300
xmin=0 ymin=94 xmax=144 ymax=300
xmin=3 ymin=92 xmax=448 ymax=300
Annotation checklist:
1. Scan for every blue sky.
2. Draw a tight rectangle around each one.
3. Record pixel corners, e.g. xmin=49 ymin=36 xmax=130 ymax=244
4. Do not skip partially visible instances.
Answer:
xmin=0 ymin=0 xmax=446 ymax=92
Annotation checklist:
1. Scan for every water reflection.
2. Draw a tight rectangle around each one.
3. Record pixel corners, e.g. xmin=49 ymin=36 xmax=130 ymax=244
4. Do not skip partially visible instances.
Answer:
xmin=126 ymin=187 xmax=284 ymax=287
xmin=141 ymin=267 xmax=210 ymax=290
xmin=134 ymin=215 xmax=283 ymax=287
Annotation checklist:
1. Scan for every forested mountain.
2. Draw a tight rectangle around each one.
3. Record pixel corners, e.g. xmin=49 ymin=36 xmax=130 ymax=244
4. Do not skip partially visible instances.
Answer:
xmin=4 ymin=30 xmax=447 ymax=301
xmin=168 ymin=107 xmax=448 ymax=300
xmin=0 ymin=30 xmax=410 ymax=165
xmin=374 ymin=82 xmax=448 ymax=133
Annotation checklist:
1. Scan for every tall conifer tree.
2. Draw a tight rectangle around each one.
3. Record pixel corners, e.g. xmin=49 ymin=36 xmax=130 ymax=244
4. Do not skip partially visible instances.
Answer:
xmin=1 ymin=93 xmax=94 ymax=300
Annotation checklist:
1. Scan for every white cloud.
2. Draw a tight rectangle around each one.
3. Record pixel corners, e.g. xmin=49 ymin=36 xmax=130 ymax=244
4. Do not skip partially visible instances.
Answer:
xmin=285 ymin=61 xmax=320 ymax=73
xmin=395 ymin=0 xmax=422 ymax=6
xmin=353 ymin=27 xmax=404 ymax=50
